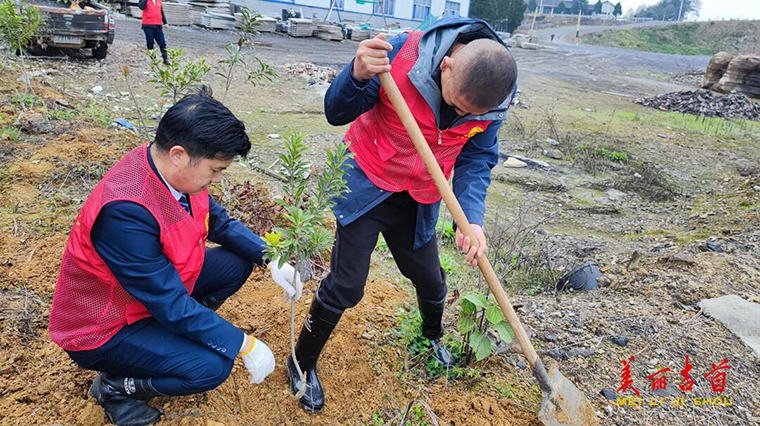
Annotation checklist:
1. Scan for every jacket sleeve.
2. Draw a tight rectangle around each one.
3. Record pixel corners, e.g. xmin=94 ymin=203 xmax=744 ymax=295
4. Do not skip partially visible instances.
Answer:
xmin=91 ymin=201 xmax=244 ymax=360
xmin=207 ymin=195 xmax=267 ymax=266
xmin=451 ymin=120 xmax=502 ymax=226
xmin=137 ymin=0 xmax=147 ymax=10
xmin=162 ymin=9 xmax=167 ymax=24
xmin=323 ymin=33 xmax=408 ymax=126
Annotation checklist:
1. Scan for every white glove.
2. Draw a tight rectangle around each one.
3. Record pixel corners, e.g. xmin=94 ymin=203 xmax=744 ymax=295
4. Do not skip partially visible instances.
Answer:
xmin=240 ymin=336 xmax=275 ymax=384
xmin=269 ymin=258 xmax=303 ymax=301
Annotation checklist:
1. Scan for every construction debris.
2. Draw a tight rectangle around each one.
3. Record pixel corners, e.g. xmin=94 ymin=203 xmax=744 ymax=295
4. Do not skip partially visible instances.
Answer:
xmin=288 ymin=18 xmax=314 ymax=37
xmin=200 ymin=11 xmax=236 ymax=30
xmin=634 ymin=90 xmax=760 ymax=121
xmin=163 ymin=2 xmax=193 ymax=26
xmin=315 ymin=23 xmax=343 ymax=41
xmin=283 ymin=62 xmax=340 ymax=84
xmin=348 ymin=27 xmax=371 ymax=42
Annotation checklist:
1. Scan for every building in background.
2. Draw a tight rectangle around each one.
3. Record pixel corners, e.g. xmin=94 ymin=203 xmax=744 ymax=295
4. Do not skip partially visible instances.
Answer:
xmin=234 ymin=0 xmax=470 ymax=28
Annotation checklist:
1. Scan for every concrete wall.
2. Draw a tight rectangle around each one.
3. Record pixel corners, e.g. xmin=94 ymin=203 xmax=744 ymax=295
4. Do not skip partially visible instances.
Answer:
xmin=234 ymin=0 xmax=468 ymax=28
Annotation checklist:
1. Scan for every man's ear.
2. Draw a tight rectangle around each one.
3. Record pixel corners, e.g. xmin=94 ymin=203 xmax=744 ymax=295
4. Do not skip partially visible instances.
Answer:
xmin=168 ymin=145 xmax=188 ymax=168
xmin=440 ymin=56 xmax=454 ymax=72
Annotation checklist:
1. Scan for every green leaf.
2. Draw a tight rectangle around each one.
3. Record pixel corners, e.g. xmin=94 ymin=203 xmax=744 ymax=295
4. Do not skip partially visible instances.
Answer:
xmin=493 ymin=321 xmax=515 ymax=345
xmin=460 ymin=299 xmax=475 ymax=316
xmin=469 ymin=331 xmax=492 ymax=361
xmin=485 ymin=303 xmax=504 ymax=324
xmin=457 ymin=316 xmax=476 ymax=334
xmin=463 ymin=293 xmax=487 ymax=309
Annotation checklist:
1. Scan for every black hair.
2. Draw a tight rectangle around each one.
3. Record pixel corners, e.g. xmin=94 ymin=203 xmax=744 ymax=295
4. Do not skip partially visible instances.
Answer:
xmin=458 ymin=43 xmax=518 ymax=112
xmin=154 ymin=86 xmax=251 ymax=161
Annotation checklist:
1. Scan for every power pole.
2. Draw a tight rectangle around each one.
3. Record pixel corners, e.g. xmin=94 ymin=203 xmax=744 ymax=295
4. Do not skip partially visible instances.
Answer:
xmin=677 ymin=0 xmax=685 ymax=21
xmin=574 ymin=9 xmax=582 ymax=43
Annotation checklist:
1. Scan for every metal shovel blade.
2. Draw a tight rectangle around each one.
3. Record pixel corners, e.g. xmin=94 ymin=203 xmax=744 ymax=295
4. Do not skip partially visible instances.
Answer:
xmin=538 ymin=365 xmax=599 ymax=426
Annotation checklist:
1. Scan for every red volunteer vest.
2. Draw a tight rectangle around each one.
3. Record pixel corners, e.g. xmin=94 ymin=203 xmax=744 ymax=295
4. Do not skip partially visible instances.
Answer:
xmin=142 ymin=0 xmax=163 ymax=25
xmin=49 ymin=144 xmax=209 ymax=351
xmin=346 ymin=31 xmax=492 ymax=204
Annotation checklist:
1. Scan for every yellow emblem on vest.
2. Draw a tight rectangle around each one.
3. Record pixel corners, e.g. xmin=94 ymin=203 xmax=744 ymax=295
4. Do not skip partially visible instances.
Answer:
xmin=465 ymin=127 xmax=485 ymax=138
xmin=205 ymin=213 xmax=210 ymax=232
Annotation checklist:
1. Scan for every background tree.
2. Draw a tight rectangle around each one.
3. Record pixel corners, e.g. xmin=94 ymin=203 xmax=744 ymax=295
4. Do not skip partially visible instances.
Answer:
xmin=634 ymin=0 xmax=700 ymax=20
xmin=556 ymin=1 xmax=567 ymax=14
xmin=469 ymin=0 xmax=527 ymax=34
xmin=593 ymin=0 xmax=602 ymax=14
xmin=570 ymin=0 xmax=589 ymax=15
xmin=0 ymin=0 xmax=42 ymax=92
xmin=613 ymin=1 xmax=622 ymax=16
xmin=528 ymin=0 xmax=537 ymax=13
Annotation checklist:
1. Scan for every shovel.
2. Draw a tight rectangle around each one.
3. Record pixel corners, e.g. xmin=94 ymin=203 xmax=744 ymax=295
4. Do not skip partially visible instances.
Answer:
xmin=377 ymin=72 xmax=599 ymax=426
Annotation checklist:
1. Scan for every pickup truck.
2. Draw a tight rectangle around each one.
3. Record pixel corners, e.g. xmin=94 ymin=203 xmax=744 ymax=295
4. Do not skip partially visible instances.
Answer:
xmin=26 ymin=0 xmax=115 ymax=59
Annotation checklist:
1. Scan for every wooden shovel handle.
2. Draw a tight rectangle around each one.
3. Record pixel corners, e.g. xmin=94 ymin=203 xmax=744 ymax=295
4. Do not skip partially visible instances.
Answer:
xmin=377 ymin=72 xmax=550 ymax=386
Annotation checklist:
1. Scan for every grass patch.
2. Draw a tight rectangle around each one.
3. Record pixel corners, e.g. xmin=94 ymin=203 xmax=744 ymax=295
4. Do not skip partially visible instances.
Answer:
xmin=79 ymin=105 xmax=112 ymax=127
xmin=616 ymin=109 xmax=760 ymax=139
xmin=586 ymin=23 xmax=714 ymax=55
xmin=12 ymin=93 xmax=39 ymax=108
xmin=585 ymin=21 xmax=760 ymax=56
xmin=49 ymin=109 xmax=76 ymax=121
xmin=395 ymin=308 xmax=474 ymax=380
xmin=0 ymin=126 xmax=20 ymax=141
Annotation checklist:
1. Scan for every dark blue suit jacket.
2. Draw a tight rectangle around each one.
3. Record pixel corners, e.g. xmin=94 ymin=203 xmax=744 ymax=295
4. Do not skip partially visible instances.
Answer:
xmin=78 ymin=146 xmax=266 ymax=361
xmin=325 ymin=22 xmax=511 ymax=248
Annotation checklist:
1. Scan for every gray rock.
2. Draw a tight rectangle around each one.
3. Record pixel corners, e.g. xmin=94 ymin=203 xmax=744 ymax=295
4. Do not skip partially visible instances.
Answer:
xmin=606 ymin=189 xmax=627 ymax=201
xmin=754 ymin=185 xmax=760 ymax=192
xmin=699 ymin=295 xmax=760 ymax=357
xmin=567 ymin=347 xmax=595 ymax=357
xmin=652 ymin=383 xmax=679 ymax=397
xmin=546 ymin=137 xmax=559 ymax=146
xmin=600 ymin=388 xmax=617 ymax=400
xmin=542 ymin=149 xmax=564 ymax=160
xmin=610 ymin=336 xmax=629 ymax=347
xmin=546 ymin=349 xmax=569 ymax=360
xmin=517 ymin=361 xmax=527 ymax=369
xmin=504 ymin=157 xmax=527 ymax=168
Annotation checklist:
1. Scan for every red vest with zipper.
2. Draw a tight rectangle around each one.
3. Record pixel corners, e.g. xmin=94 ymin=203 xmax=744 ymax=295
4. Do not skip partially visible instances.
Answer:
xmin=49 ymin=144 xmax=209 ymax=352
xmin=141 ymin=0 xmax=163 ymax=25
xmin=345 ymin=30 xmax=492 ymax=204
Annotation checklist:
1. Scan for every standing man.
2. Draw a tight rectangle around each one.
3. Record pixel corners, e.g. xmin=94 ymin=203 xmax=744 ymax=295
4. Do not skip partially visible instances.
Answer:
xmin=49 ymin=89 xmax=302 ymax=426
xmin=138 ymin=0 xmax=169 ymax=64
xmin=287 ymin=16 xmax=518 ymax=412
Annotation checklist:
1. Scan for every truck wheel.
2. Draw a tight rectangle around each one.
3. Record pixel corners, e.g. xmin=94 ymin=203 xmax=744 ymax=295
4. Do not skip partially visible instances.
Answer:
xmin=92 ymin=43 xmax=108 ymax=60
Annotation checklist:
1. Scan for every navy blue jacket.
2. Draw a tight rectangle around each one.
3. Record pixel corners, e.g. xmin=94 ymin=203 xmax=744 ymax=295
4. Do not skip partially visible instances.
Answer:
xmin=83 ymin=147 xmax=267 ymax=361
xmin=325 ymin=17 xmax=513 ymax=248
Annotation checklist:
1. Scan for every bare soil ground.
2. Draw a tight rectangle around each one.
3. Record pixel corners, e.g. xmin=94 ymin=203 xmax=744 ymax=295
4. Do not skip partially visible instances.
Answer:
xmin=0 ymin=17 xmax=759 ymax=426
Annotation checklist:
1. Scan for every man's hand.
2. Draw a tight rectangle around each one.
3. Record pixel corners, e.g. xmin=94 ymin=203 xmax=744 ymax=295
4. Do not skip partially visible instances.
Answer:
xmin=352 ymin=33 xmax=393 ymax=81
xmin=240 ymin=335 xmax=275 ymax=384
xmin=269 ymin=258 xmax=303 ymax=302
xmin=456 ymin=224 xmax=487 ymax=268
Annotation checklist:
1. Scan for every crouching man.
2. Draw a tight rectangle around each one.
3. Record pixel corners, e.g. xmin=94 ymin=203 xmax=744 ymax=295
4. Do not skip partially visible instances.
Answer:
xmin=49 ymin=89 xmax=301 ymax=425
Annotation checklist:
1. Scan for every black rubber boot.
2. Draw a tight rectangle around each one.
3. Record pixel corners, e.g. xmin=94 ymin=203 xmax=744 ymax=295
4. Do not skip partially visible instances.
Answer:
xmin=287 ymin=294 xmax=342 ymax=413
xmin=418 ymin=295 xmax=456 ymax=368
xmin=160 ymin=48 xmax=170 ymax=65
xmin=89 ymin=373 xmax=163 ymax=426
xmin=199 ymin=294 xmax=224 ymax=311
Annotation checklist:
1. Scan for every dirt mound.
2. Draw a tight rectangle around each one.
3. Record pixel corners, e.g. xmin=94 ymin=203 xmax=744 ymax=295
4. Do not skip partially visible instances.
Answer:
xmin=0 ymin=270 xmax=541 ymax=425
xmin=634 ymin=90 xmax=760 ymax=121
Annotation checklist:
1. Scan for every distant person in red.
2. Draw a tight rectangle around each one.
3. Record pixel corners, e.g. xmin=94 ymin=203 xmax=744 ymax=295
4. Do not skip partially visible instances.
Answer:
xmin=138 ymin=0 xmax=169 ymax=64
